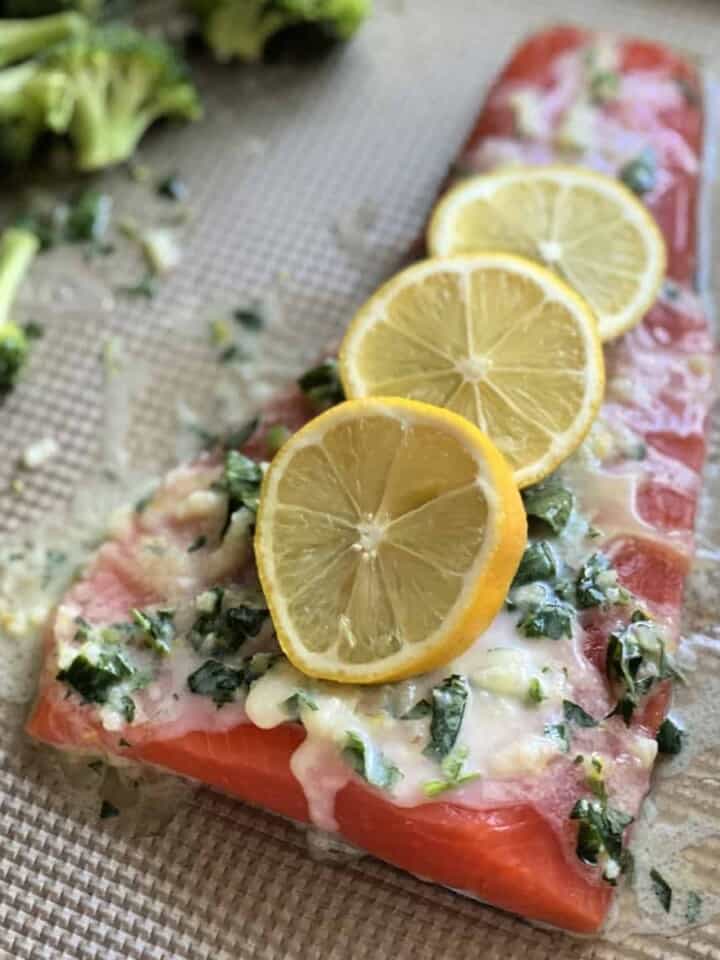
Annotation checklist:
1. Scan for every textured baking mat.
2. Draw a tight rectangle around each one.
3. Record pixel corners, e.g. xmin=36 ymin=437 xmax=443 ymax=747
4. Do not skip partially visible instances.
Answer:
xmin=2 ymin=1 xmax=720 ymax=957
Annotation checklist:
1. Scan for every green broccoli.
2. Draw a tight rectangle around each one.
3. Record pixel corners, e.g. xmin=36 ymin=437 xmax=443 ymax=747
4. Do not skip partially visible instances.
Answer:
xmin=189 ymin=0 xmax=371 ymax=63
xmin=33 ymin=25 xmax=202 ymax=170
xmin=0 ymin=11 xmax=88 ymax=67
xmin=0 ymin=59 xmax=72 ymax=167
xmin=0 ymin=227 xmax=40 ymax=395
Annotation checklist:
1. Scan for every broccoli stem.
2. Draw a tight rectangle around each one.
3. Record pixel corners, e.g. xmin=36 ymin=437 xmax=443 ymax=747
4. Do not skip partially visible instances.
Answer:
xmin=0 ymin=228 xmax=39 ymax=326
xmin=0 ymin=11 xmax=88 ymax=68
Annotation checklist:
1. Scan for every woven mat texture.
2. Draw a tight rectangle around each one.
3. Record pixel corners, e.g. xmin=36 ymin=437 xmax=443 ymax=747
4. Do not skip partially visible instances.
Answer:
xmin=1 ymin=0 xmax=719 ymax=958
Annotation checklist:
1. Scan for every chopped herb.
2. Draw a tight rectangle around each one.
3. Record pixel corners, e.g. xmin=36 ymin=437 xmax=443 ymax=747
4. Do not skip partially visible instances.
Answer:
xmin=218 ymin=344 xmax=244 ymax=364
xmin=513 ymin=540 xmax=556 ymax=586
xmin=526 ymin=677 xmax=545 ymax=704
xmin=131 ymin=608 xmax=175 ymax=655
xmin=266 ymin=424 xmax=291 ymax=454
xmin=23 ymin=320 xmax=44 ymax=340
xmin=233 ymin=303 xmax=264 ymax=331
xmin=656 ymin=717 xmax=684 ymax=755
xmin=298 ymin=359 xmax=344 ymax=410
xmin=607 ymin=619 xmax=683 ymax=724
xmin=650 ymin=868 xmax=672 ymax=913
xmin=523 ymin=481 xmax=574 ymax=534
xmin=221 ymin=449 xmax=263 ymax=524
xmin=188 ymin=535 xmax=207 ymax=553
xmin=586 ymin=754 xmax=607 ymax=801
xmin=157 ymin=173 xmax=188 ymax=202
xmin=545 ymin=722 xmax=570 ymax=753
xmin=187 ymin=659 xmax=244 ymax=708
xmin=116 ymin=272 xmax=158 ymax=299
xmin=66 ymin=190 xmax=113 ymax=244
xmin=344 ymin=731 xmax=401 ymax=791
xmin=589 ymin=69 xmax=620 ymax=104
xmin=518 ymin=599 xmax=574 ymax=639
xmin=100 ymin=800 xmax=120 ymax=820
xmin=686 ymin=891 xmax=702 ymax=923
xmin=120 ymin=695 xmax=136 ymax=724
xmin=423 ymin=745 xmax=479 ymax=797
xmin=424 ymin=675 xmax=469 ymax=759
xmin=190 ymin=599 xmax=267 ymax=657
xmin=570 ymin=796 xmax=633 ymax=884
xmin=401 ymin=699 xmax=432 ymax=720
xmin=576 ymin=553 xmax=629 ymax=608
xmin=563 ymin=699 xmax=598 ymax=728
xmin=619 ymin=149 xmax=657 ymax=196
xmin=57 ymin=650 xmax=133 ymax=704
xmin=284 ymin=690 xmax=318 ymax=719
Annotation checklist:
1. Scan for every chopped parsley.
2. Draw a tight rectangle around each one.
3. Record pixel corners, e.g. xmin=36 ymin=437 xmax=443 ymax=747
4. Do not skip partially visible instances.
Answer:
xmin=619 ymin=149 xmax=657 ymax=196
xmin=575 ymin=553 xmax=629 ymax=608
xmin=544 ymin=722 xmax=570 ymax=753
xmin=298 ymin=359 xmax=344 ymax=410
xmin=57 ymin=649 xmax=133 ymax=704
xmin=650 ymin=868 xmax=672 ymax=913
xmin=518 ymin=598 xmax=574 ymax=639
xmin=423 ymin=745 xmax=479 ymax=797
xmin=188 ymin=535 xmax=207 ymax=553
xmin=424 ymin=675 xmax=469 ymax=759
xmin=284 ymin=690 xmax=318 ymax=719
xmin=344 ymin=731 xmax=401 ymax=791
xmin=513 ymin=541 xmax=556 ymax=586
xmin=656 ymin=717 xmax=684 ymax=756
xmin=570 ymin=796 xmax=633 ymax=884
xmin=606 ymin=618 xmax=683 ymax=724
xmin=120 ymin=695 xmax=136 ymax=724
xmin=563 ymin=699 xmax=598 ymax=728
xmin=100 ymin=800 xmax=120 ymax=820
xmin=233 ymin=303 xmax=265 ymax=331
xmin=522 ymin=481 xmax=574 ymax=534
xmin=221 ymin=449 xmax=263 ymax=521
xmin=187 ymin=659 xmax=244 ymax=708
xmin=130 ymin=608 xmax=175 ymax=655
xmin=190 ymin=591 xmax=268 ymax=657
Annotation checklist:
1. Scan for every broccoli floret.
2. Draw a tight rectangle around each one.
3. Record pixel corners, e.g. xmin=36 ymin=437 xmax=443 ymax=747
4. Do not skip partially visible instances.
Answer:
xmin=0 ymin=59 xmax=72 ymax=166
xmin=0 ymin=227 xmax=39 ymax=394
xmin=190 ymin=0 xmax=371 ymax=63
xmin=0 ymin=11 xmax=88 ymax=67
xmin=34 ymin=25 xmax=202 ymax=170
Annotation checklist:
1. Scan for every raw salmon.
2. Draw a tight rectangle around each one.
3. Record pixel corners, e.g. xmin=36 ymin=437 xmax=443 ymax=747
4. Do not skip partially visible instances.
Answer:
xmin=27 ymin=26 xmax=713 ymax=934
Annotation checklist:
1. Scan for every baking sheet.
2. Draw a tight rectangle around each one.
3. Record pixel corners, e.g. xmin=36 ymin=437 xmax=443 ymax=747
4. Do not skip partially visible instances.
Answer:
xmin=2 ymin=1 xmax=720 ymax=957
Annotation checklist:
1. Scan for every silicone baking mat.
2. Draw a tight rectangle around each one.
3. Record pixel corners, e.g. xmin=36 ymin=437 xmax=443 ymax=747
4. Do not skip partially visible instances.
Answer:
xmin=1 ymin=1 xmax=719 ymax=957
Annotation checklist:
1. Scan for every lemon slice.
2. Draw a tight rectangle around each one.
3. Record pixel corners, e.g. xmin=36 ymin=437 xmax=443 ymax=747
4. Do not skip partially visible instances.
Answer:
xmin=339 ymin=254 xmax=604 ymax=488
xmin=427 ymin=166 xmax=666 ymax=341
xmin=254 ymin=397 xmax=525 ymax=684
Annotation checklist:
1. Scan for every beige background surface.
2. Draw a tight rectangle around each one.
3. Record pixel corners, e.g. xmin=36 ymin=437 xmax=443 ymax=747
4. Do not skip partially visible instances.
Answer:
xmin=1 ymin=1 xmax=719 ymax=957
